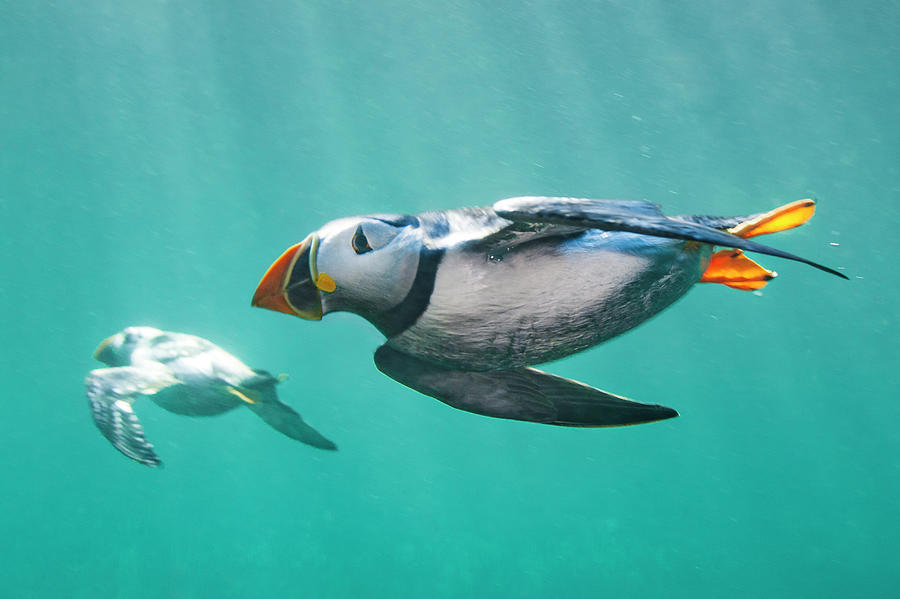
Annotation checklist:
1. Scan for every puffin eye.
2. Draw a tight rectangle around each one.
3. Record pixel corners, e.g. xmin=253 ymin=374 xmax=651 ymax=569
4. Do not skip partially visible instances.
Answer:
xmin=351 ymin=225 xmax=373 ymax=255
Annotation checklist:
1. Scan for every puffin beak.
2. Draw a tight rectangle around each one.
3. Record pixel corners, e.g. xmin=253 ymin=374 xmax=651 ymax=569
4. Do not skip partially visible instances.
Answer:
xmin=93 ymin=335 xmax=117 ymax=363
xmin=252 ymin=234 xmax=333 ymax=321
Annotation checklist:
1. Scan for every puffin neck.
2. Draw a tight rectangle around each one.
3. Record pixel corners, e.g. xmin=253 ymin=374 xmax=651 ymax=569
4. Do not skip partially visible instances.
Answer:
xmin=366 ymin=246 xmax=444 ymax=338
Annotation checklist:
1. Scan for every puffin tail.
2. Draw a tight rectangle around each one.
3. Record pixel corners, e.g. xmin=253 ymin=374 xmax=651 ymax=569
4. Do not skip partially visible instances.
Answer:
xmin=697 ymin=199 xmax=820 ymax=291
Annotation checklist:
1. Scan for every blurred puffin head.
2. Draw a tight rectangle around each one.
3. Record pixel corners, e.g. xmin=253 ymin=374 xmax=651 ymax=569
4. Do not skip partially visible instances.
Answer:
xmin=93 ymin=326 xmax=163 ymax=366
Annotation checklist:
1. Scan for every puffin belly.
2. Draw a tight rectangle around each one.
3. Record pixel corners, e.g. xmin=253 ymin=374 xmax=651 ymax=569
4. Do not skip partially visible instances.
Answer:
xmin=388 ymin=234 xmax=710 ymax=370
xmin=149 ymin=384 xmax=242 ymax=416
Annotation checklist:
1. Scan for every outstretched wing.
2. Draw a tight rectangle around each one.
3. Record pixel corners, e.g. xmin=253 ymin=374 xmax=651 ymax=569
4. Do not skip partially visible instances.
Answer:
xmin=248 ymin=397 xmax=338 ymax=450
xmin=493 ymin=196 xmax=847 ymax=279
xmin=240 ymin=372 xmax=337 ymax=450
xmin=85 ymin=366 xmax=177 ymax=467
xmin=374 ymin=345 xmax=677 ymax=427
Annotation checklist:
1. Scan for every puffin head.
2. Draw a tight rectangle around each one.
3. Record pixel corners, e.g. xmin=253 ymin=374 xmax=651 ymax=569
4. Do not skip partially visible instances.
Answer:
xmin=93 ymin=326 xmax=164 ymax=366
xmin=252 ymin=214 xmax=424 ymax=323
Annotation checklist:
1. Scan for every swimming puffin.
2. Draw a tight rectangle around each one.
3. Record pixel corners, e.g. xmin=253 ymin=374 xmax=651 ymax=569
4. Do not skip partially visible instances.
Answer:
xmin=251 ymin=197 xmax=846 ymax=428
xmin=86 ymin=326 xmax=336 ymax=466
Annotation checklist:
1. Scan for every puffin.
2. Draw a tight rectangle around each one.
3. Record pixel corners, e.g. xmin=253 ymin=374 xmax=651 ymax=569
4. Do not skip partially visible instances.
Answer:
xmin=86 ymin=326 xmax=336 ymax=466
xmin=251 ymin=197 xmax=846 ymax=428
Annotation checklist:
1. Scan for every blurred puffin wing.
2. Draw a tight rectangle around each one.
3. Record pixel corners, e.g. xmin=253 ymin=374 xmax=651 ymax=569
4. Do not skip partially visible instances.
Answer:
xmin=493 ymin=196 xmax=847 ymax=278
xmin=241 ymin=374 xmax=337 ymax=450
xmin=374 ymin=345 xmax=678 ymax=427
xmin=248 ymin=398 xmax=338 ymax=450
xmin=85 ymin=365 xmax=178 ymax=467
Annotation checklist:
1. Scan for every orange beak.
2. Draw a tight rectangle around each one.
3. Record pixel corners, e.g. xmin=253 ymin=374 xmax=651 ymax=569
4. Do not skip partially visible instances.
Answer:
xmin=93 ymin=335 xmax=117 ymax=363
xmin=251 ymin=236 xmax=324 ymax=320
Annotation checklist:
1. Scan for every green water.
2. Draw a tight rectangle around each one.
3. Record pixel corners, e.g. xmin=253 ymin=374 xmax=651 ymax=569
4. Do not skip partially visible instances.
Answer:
xmin=2 ymin=1 xmax=898 ymax=597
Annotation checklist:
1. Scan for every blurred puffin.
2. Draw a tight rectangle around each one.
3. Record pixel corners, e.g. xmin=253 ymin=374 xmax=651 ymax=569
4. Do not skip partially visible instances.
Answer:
xmin=87 ymin=326 xmax=336 ymax=466
xmin=252 ymin=197 xmax=846 ymax=427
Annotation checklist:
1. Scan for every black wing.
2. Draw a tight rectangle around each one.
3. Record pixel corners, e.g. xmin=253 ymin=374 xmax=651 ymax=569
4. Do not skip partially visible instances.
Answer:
xmin=375 ymin=345 xmax=677 ymax=427
xmin=85 ymin=366 xmax=176 ymax=467
xmin=493 ymin=196 xmax=847 ymax=279
xmin=240 ymin=371 xmax=337 ymax=450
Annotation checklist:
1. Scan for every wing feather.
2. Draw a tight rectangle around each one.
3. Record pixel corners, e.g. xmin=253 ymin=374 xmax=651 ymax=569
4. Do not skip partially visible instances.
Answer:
xmin=85 ymin=366 xmax=177 ymax=467
xmin=493 ymin=196 xmax=847 ymax=279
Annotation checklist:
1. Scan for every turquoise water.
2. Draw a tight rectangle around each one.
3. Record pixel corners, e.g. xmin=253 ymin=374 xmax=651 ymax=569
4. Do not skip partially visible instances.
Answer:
xmin=2 ymin=1 xmax=898 ymax=597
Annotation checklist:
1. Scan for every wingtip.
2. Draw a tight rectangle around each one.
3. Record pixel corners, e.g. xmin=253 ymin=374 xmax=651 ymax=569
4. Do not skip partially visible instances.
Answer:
xmin=624 ymin=403 xmax=679 ymax=426
xmin=314 ymin=437 xmax=339 ymax=451
xmin=814 ymin=263 xmax=849 ymax=280
xmin=633 ymin=404 xmax=678 ymax=425
xmin=659 ymin=406 xmax=680 ymax=421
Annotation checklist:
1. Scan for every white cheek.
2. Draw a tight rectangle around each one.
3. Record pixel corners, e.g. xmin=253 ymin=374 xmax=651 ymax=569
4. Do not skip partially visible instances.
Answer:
xmin=319 ymin=238 xmax=422 ymax=313
xmin=316 ymin=236 xmax=355 ymax=282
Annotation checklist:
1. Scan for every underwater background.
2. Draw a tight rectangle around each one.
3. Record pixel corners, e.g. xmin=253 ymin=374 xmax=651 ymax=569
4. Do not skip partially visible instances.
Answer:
xmin=2 ymin=1 xmax=899 ymax=597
